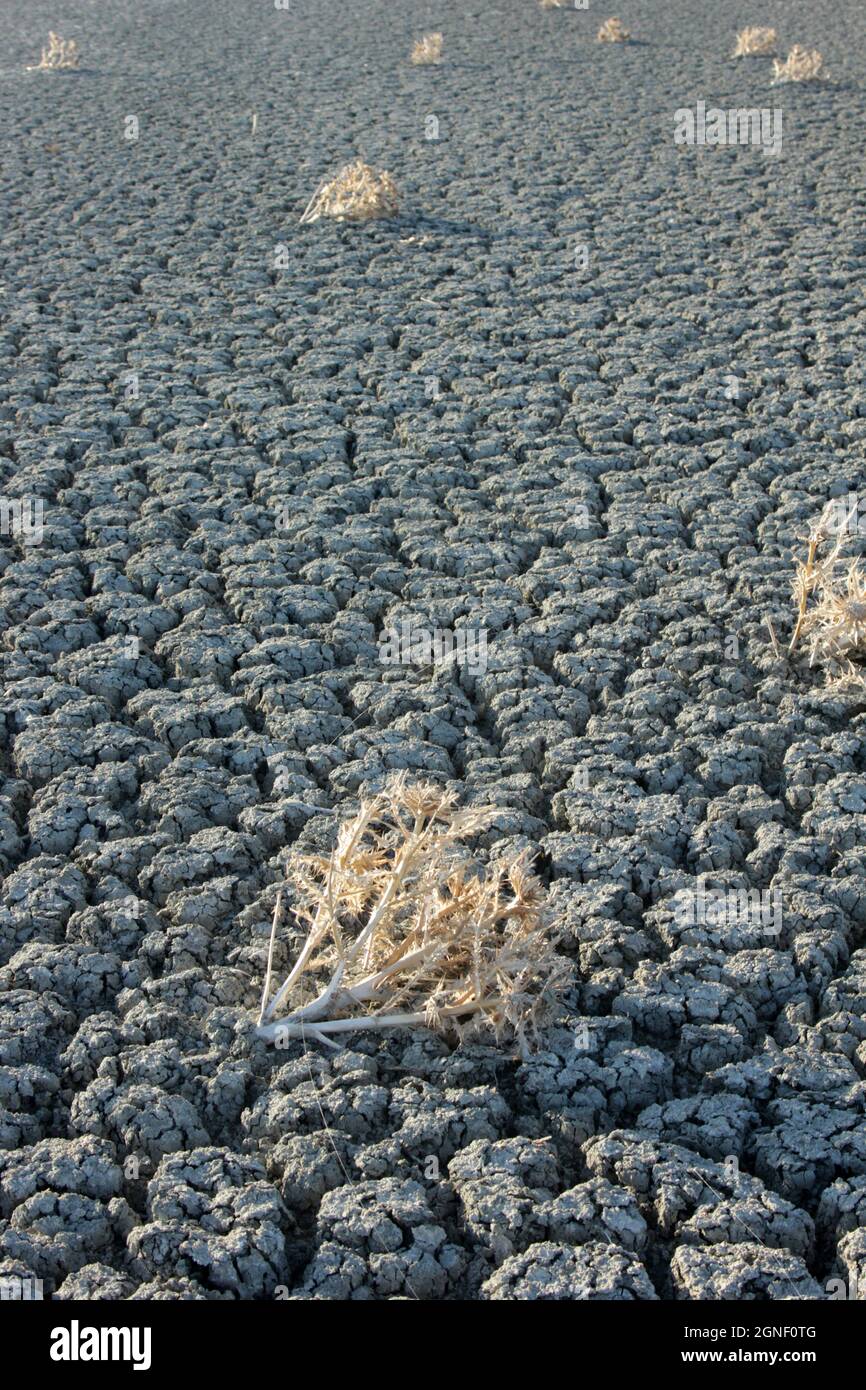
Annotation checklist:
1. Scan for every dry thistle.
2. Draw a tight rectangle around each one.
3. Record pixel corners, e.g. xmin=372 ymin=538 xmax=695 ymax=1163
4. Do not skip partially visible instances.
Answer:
xmin=808 ymin=563 xmax=866 ymax=665
xmin=410 ymin=33 xmax=443 ymax=65
xmin=772 ymin=45 xmax=824 ymax=83
xmin=29 ymin=32 xmax=80 ymax=71
xmin=256 ymin=775 xmax=569 ymax=1053
xmin=732 ymin=27 xmax=777 ymax=57
xmin=299 ymin=159 xmax=398 ymax=225
xmin=597 ymin=17 xmax=630 ymax=43
xmin=789 ymin=500 xmax=866 ymax=675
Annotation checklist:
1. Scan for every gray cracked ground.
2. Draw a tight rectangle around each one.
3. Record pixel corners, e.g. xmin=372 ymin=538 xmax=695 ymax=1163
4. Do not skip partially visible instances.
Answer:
xmin=0 ymin=0 xmax=865 ymax=1301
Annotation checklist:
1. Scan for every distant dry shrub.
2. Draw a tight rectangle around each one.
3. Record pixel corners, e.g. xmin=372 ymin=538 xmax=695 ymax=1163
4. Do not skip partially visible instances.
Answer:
xmin=789 ymin=501 xmax=866 ymax=677
xmin=732 ymin=27 xmax=777 ymax=57
xmin=300 ymin=160 xmax=398 ymax=225
xmin=773 ymin=45 xmax=824 ymax=82
xmin=29 ymin=32 xmax=80 ymax=70
xmin=256 ymin=775 xmax=570 ymax=1052
xmin=597 ymin=17 xmax=630 ymax=42
xmin=410 ymin=32 xmax=443 ymax=65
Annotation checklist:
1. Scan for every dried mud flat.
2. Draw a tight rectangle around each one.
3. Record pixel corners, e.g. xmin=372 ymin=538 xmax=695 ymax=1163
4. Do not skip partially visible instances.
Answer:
xmin=1 ymin=0 xmax=865 ymax=1302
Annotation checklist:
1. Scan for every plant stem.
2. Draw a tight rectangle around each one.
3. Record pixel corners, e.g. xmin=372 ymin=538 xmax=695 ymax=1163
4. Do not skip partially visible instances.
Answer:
xmin=256 ymin=996 xmax=495 ymax=1042
xmin=257 ymin=891 xmax=282 ymax=1026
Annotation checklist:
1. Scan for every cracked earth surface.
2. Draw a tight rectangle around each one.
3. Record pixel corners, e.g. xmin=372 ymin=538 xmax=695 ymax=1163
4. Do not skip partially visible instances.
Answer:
xmin=0 ymin=0 xmax=865 ymax=1300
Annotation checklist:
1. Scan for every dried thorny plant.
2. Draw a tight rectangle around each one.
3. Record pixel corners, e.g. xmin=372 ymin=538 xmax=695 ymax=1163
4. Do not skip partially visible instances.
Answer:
xmin=256 ymin=775 xmax=570 ymax=1053
xmin=597 ymin=17 xmax=630 ymax=43
xmin=732 ymin=27 xmax=777 ymax=57
xmin=29 ymin=32 xmax=80 ymax=70
xmin=410 ymin=33 xmax=443 ymax=65
xmin=772 ymin=45 xmax=824 ymax=83
xmin=300 ymin=160 xmax=398 ymax=225
xmin=789 ymin=500 xmax=866 ymax=677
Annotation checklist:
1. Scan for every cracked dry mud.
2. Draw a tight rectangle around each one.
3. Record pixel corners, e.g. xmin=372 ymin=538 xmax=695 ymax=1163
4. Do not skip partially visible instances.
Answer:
xmin=1 ymin=0 xmax=865 ymax=1302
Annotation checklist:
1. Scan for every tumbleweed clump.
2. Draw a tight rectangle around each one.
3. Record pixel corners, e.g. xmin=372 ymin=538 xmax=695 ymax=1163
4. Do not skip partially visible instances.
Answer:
xmin=773 ymin=45 xmax=825 ymax=83
xmin=300 ymin=160 xmax=398 ymax=225
xmin=732 ymin=27 xmax=777 ymax=57
xmin=410 ymin=33 xmax=443 ymax=65
xmin=29 ymin=32 xmax=80 ymax=70
xmin=597 ymin=17 xmax=630 ymax=43
xmin=788 ymin=500 xmax=866 ymax=678
xmin=256 ymin=775 xmax=570 ymax=1052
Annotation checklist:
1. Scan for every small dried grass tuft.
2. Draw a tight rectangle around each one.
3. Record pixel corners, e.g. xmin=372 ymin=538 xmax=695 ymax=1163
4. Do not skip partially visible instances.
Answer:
xmin=597 ymin=17 xmax=630 ymax=43
xmin=410 ymin=32 xmax=443 ymax=65
xmin=773 ymin=45 xmax=825 ymax=83
xmin=538 ymin=0 xmax=564 ymax=9
xmin=789 ymin=501 xmax=866 ymax=678
xmin=732 ymin=26 xmax=777 ymax=57
xmin=29 ymin=32 xmax=80 ymax=70
xmin=300 ymin=159 xmax=398 ymax=225
xmin=256 ymin=774 xmax=570 ymax=1052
